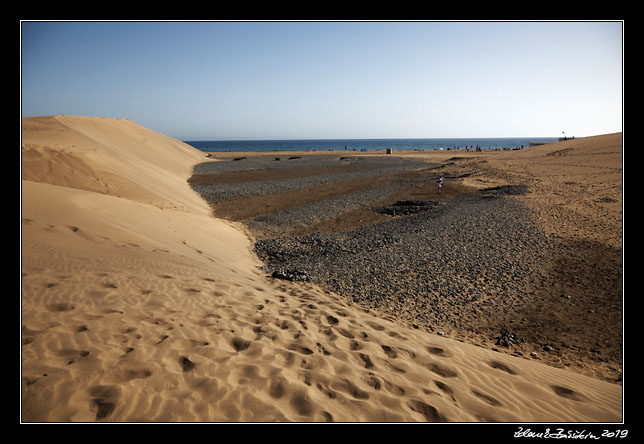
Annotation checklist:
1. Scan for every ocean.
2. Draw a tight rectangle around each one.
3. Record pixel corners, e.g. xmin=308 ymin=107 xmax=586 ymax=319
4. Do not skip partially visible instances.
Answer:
xmin=184 ymin=137 xmax=558 ymax=153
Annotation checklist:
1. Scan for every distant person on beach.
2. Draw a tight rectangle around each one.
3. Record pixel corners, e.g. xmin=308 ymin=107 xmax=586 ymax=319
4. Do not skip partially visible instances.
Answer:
xmin=436 ymin=175 xmax=443 ymax=194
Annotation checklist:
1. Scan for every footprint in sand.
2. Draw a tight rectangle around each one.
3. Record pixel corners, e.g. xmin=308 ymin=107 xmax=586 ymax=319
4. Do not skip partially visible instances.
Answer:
xmin=268 ymin=378 xmax=287 ymax=399
xmin=488 ymin=360 xmax=518 ymax=375
xmin=325 ymin=315 xmax=339 ymax=326
xmin=358 ymin=353 xmax=375 ymax=369
xmin=315 ymin=381 xmax=337 ymax=399
xmin=89 ymin=385 xmax=121 ymax=420
xmin=59 ymin=349 xmax=90 ymax=365
xmin=434 ymin=380 xmax=457 ymax=403
xmin=472 ymin=389 xmax=503 ymax=407
xmin=363 ymin=373 xmax=381 ymax=390
xmin=382 ymin=378 xmax=405 ymax=395
xmin=316 ymin=342 xmax=331 ymax=356
xmin=381 ymin=345 xmax=397 ymax=358
xmin=288 ymin=344 xmax=314 ymax=355
xmin=424 ymin=362 xmax=458 ymax=378
xmin=386 ymin=330 xmax=407 ymax=341
xmin=337 ymin=328 xmax=354 ymax=339
xmin=408 ymin=400 xmax=447 ymax=422
xmin=366 ymin=321 xmax=386 ymax=331
xmin=106 ymin=363 xmax=153 ymax=383
xmin=426 ymin=345 xmax=452 ymax=358
xmin=383 ymin=360 xmax=407 ymax=374
xmin=551 ymin=385 xmax=589 ymax=402
xmin=231 ymin=337 xmax=251 ymax=352
xmin=188 ymin=339 xmax=209 ymax=347
xmin=333 ymin=377 xmax=370 ymax=400
xmin=48 ymin=302 xmax=75 ymax=312
xmin=155 ymin=335 xmax=169 ymax=345
xmin=183 ymin=287 xmax=201 ymax=293
xmin=120 ymin=347 xmax=135 ymax=357
xmin=180 ymin=356 xmax=196 ymax=372
xmin=290 ymin=391 xmax=315 ymax=416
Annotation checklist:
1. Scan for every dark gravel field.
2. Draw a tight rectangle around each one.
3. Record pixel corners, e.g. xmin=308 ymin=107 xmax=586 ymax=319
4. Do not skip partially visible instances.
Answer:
xmin=189 ymin=153 xmax=622 ymax=383
xmin=253 ymin=184 xmax=550 ymax=334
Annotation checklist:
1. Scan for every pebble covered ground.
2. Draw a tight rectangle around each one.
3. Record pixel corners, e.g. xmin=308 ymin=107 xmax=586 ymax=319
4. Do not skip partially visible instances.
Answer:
xmin=254 ymin=186 xmax=549 ymax=325
xmin=191 ymin=155 xmax=431 ymax=201
xmin=190 ymin=153 xmax=622 ymax=383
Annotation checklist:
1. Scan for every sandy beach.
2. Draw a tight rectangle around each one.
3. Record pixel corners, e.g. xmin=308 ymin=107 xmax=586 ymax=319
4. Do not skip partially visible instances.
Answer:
xmin=21 ymin=116 xmax=623 ymax=423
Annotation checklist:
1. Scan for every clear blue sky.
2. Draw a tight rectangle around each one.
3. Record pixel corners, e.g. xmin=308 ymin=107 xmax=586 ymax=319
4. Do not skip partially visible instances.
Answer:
xmin=21 ymin=21 xmax=623 ymax=140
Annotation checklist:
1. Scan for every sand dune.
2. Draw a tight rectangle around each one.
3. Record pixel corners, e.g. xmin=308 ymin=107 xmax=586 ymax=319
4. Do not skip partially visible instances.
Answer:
xmin=21 ymin=116 xmax=622 ymax=422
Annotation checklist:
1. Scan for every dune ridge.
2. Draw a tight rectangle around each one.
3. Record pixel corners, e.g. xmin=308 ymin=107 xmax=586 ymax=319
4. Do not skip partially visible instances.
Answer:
xmin=21 ymin=116 xmax=622 ymax=422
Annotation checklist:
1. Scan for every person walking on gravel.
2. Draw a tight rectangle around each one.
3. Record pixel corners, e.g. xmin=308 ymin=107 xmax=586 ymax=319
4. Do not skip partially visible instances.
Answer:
xmin=436 ymin=175 xmax=443 ymax=194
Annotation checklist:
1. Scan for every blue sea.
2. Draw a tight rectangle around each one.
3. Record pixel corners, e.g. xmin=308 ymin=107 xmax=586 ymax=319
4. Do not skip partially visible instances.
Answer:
xmin=184 ymin=137 xmax=558 ymax=153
